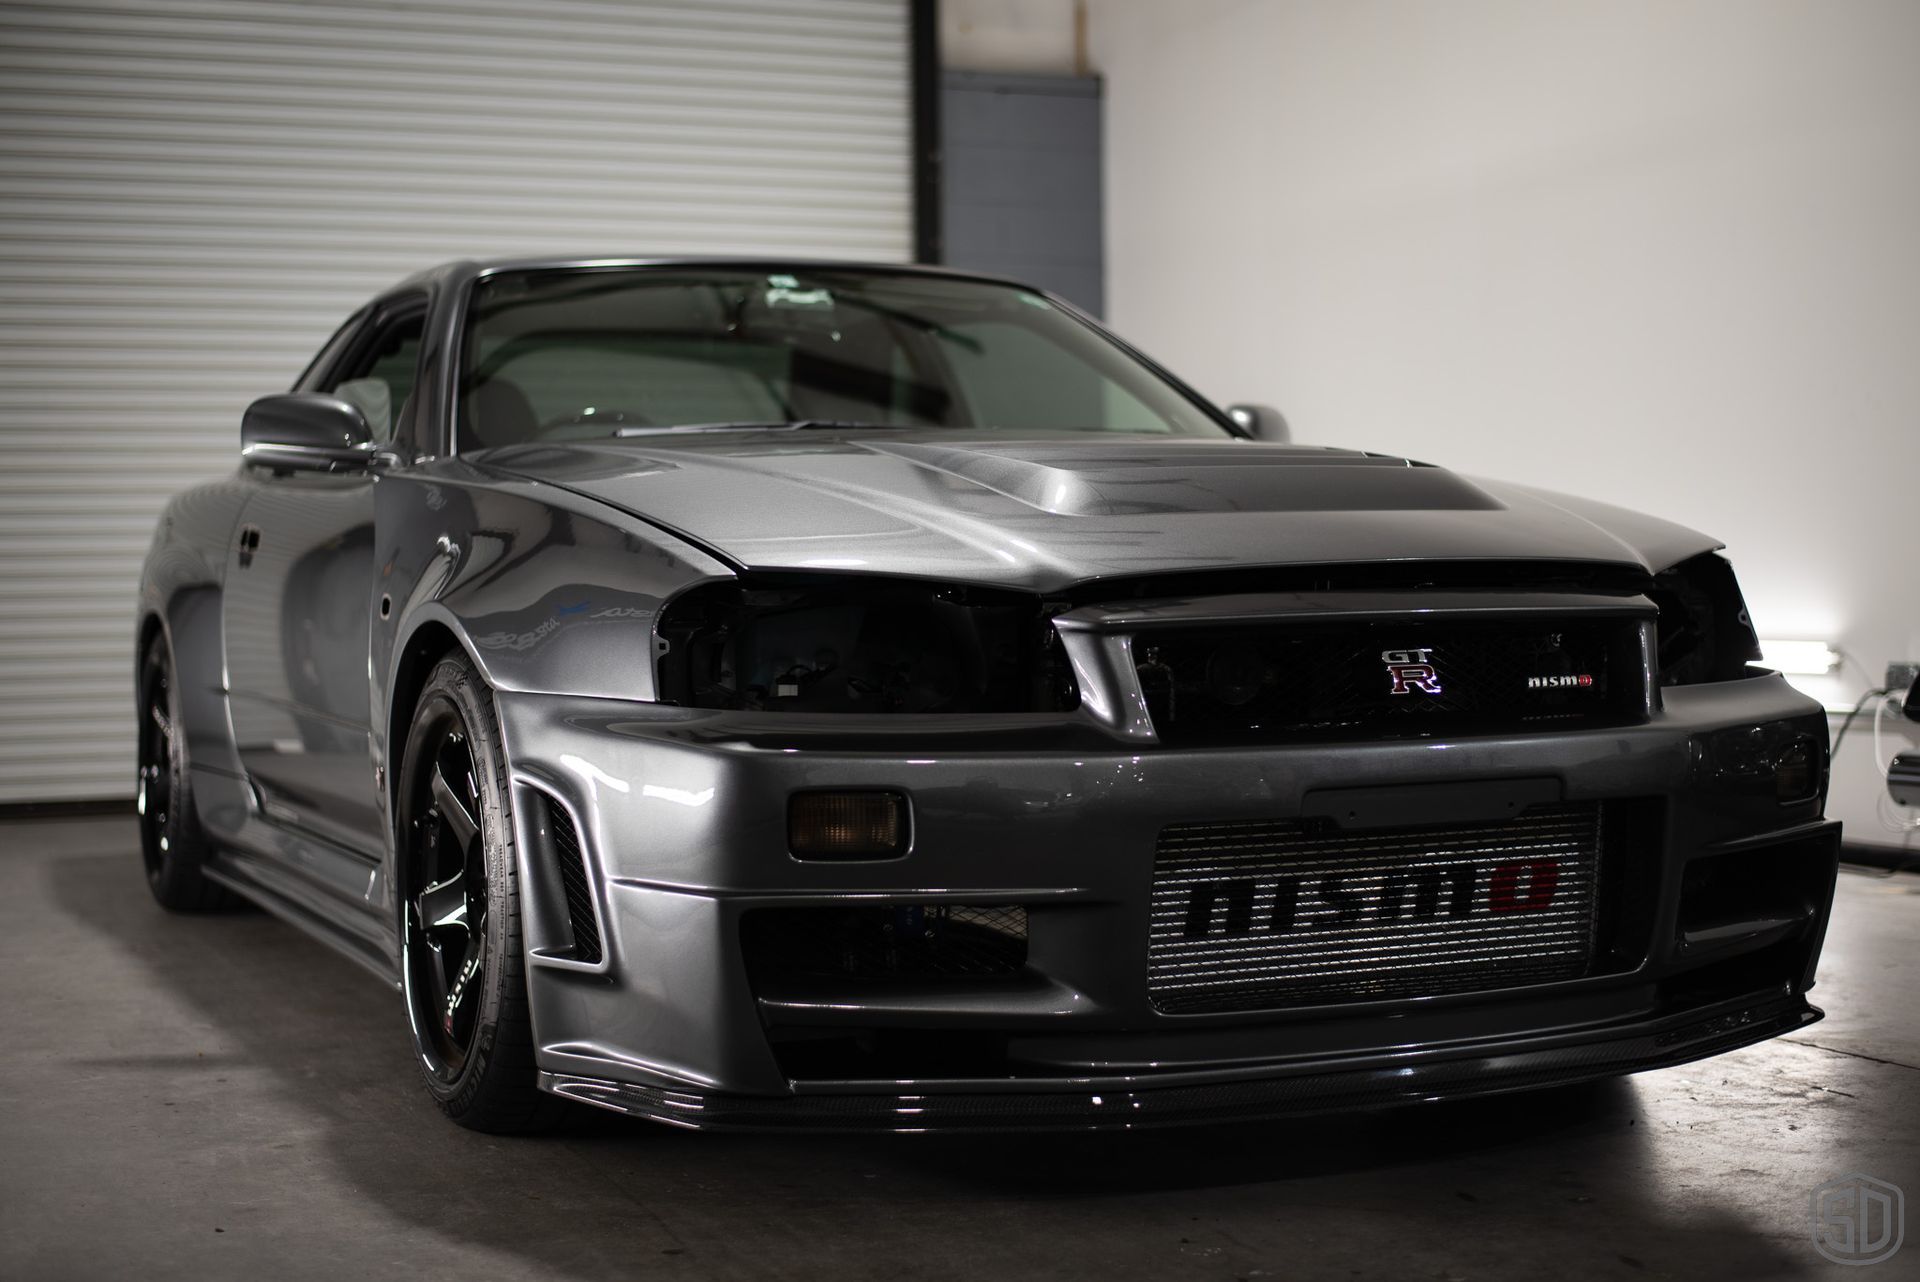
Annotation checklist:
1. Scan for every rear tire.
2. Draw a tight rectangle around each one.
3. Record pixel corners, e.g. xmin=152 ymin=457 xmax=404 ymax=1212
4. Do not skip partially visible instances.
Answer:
xmin=397 ymin=652 xmax=566 ymax=1134
xmin=137 ymin=631 xmax=231 ymax=912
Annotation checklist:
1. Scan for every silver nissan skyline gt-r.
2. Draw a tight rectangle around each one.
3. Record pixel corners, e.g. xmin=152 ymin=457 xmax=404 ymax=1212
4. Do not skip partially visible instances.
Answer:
xmin=137 ymin=258 xmax=1840 ymax=1133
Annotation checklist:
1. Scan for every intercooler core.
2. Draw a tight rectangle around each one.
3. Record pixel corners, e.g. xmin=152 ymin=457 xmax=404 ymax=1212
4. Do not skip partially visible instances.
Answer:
xmin=1148 ymin=804 xmax=1610 ymax=1013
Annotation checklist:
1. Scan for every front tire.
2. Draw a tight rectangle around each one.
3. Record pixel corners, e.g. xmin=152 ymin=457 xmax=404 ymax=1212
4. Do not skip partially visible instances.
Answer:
xmin=137 ymin=631 xmax=231 ymax=912
xmin=397 ymin=653 xmax=564 ymax=1133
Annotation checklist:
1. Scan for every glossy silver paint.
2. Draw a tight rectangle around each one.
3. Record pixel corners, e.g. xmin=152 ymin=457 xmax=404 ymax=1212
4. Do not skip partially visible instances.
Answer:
xmin=138 ymin=257 xmax=1839 ymax=1131
xmin=239 ymin=392 xmax=382 ymax=471
xmin=481 ymin=436 xmax=1717 ymax=590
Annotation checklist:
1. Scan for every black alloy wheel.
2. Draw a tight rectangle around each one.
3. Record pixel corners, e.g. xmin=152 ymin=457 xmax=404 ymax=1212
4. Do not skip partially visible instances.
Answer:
xmin=397 ymin=654 xmax=564 ymax=1132
xmin=137 ymin=632 xmax=229 ymax=911
xmin=403 ymin=702 xmax=490 ymax=1079
xmin=137 ymin=645 xmax=174 ymax=882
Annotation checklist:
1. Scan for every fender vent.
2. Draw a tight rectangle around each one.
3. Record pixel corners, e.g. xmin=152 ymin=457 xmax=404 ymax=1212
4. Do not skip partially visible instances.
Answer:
xmin=549 ymin=805 xmax=602 ymax=965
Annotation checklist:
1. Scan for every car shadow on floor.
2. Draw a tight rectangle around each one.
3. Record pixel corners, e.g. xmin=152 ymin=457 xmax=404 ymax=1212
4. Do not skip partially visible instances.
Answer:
xmin=45 ymin=842 xmax=1821 ymax=1281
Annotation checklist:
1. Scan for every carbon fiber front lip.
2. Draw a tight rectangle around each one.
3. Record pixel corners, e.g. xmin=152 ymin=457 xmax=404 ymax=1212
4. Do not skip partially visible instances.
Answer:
xmin=540 ymin=989 xmax=1819 ymax=1133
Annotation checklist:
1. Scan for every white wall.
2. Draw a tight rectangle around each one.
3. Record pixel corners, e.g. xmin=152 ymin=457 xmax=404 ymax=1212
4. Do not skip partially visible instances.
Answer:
xmin=1088 ymin=0 xmax=1920 ymax=851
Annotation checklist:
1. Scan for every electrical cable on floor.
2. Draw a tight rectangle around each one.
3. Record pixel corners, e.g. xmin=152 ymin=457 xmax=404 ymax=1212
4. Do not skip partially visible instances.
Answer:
xmin=1872 ymin=696 xmax=1920 ymax=834
xmin=1829 ymin=685 xmax=1891 ymax=760
xmin=1865 ymin=800 xmax=1920 ymax=876
xmin=1826 ymin=684 xmax=1920 ymax=874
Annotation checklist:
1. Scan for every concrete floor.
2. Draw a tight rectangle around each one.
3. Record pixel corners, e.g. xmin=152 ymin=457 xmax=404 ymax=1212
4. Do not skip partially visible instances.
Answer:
xmin=1 ymin=817 xmax=1914 ymax=1282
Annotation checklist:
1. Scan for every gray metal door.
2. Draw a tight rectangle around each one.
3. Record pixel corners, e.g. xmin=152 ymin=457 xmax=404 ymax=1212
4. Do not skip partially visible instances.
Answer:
xmin=942 ymin=70 xmax=1104 ymax=315
xmin=224 ymin=302 xmax=426 ymax=853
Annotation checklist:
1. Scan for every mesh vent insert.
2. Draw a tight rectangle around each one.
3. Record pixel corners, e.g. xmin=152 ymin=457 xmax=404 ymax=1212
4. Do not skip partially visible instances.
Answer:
xmin=1149 ymin=804 xmax=1605 ymax=1013
xmin=548 ymin=803 xmax=603 ymax=965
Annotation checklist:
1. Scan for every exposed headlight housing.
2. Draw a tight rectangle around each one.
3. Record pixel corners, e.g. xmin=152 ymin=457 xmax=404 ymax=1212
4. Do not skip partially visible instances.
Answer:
xmin=654 ymin=575 xmax=1079 ymax=713
xmin=1647 ymin=553 xmax=1763 ymax=686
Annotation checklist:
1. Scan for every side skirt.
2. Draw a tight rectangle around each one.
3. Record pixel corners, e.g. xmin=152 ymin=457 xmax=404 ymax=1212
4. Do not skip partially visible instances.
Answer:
xmin=204 ymin=850 xmax=399 ymax=988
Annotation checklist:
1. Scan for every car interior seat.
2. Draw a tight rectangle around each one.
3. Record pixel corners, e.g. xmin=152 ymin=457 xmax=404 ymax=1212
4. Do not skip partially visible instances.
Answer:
xmin=459 ymin=379 xmax=539 ymax=452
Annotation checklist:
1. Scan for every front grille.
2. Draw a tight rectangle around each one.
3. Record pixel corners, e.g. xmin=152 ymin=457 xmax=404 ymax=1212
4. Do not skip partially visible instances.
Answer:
xmin=1148 ymin=804 xmax=1605 ymax=1013
xmin=744 ymin=904 xmax=1028 ymax=980
xmin=1135 ymin=618 xmax=1645 ymax=744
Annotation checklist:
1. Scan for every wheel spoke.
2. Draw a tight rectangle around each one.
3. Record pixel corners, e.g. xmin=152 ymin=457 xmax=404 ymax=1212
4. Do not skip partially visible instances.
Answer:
xmin=414 ymin=921 xmax=452 ymax=1024
xmin=442 ymin=932 xmax=486 ymax=1035
xmin=417 ymin=869 xmax=468 ymax=932
xmin=430 ymin=763 xmax=479 ymax=850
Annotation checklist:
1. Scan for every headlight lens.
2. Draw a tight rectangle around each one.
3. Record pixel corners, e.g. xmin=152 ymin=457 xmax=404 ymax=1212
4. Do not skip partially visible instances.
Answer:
xmin=1648 ymin=553 xmax=1762 ymax=685
xmin=654 ymin=575 xmax=1078 ymax=713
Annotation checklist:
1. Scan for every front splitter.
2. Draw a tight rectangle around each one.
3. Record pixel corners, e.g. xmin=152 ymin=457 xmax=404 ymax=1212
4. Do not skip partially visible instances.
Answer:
xmin=540 ymin=990 xmax=1818 ymax=1133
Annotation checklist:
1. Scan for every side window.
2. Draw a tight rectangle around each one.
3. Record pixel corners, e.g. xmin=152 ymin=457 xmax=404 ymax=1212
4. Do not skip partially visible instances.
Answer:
xmin=296 ymin=310 xmax=371 ymax=392
xmin=327 ymin=311 xmax=425 ymax=445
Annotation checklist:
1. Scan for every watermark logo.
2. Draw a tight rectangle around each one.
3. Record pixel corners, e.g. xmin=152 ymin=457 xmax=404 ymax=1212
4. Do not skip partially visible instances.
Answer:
xmin=1811 ymin=1174 xmax=1904 ymax=1267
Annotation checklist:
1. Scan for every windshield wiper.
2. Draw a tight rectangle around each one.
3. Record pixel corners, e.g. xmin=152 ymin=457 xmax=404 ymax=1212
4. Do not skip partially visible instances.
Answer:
xmin=613 ymin=419 xmax=926 ymax=437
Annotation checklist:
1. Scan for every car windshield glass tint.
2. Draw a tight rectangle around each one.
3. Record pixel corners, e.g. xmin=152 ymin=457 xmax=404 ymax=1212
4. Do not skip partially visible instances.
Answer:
xmin=458 ymin=268 xmax=1231 ymax=448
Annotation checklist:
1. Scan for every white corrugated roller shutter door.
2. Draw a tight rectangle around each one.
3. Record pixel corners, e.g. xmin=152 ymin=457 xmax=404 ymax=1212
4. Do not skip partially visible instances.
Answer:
xmin=0 ymin=0 xmax=912 ymax=803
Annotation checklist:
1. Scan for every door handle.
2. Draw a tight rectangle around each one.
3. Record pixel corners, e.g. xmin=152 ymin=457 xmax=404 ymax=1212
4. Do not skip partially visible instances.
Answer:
xmin=237 ymin=524 xmax=261 ymax=568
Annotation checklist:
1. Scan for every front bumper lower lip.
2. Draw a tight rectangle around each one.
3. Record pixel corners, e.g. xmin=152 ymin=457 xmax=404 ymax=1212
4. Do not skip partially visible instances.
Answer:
xmin=540 ymin=988 xmax=1818 ymax=1133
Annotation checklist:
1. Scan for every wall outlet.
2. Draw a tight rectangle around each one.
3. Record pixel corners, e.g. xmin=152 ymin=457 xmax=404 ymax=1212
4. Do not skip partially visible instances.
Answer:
xmin=1886 ymin=662 xmax=1920 ymax=693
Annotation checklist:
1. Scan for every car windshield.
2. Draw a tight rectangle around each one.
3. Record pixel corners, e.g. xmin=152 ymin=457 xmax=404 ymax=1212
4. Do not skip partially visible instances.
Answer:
xmin=458 ymin=267 xmax=1232 ymax=448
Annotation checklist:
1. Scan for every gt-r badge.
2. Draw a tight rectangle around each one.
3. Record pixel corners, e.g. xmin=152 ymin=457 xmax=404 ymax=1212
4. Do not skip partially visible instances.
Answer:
xmin=1382 ymin=648 xmax=1443 ymax=695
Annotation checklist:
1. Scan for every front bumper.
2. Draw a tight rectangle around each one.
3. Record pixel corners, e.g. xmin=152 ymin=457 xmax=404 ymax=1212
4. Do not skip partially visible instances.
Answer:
xmin=497 ymin=671 xmax=1839 ymax=1131
xmin=540 ymin=988 xmax=1817 ymax=1133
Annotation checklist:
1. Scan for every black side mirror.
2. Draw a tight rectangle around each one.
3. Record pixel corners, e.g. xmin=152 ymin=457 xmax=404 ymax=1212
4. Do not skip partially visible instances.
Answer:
xmin=1225 ymin=403 xmax=1291 ymax=443
xmin=1905 ymin=674 xmax=1920 ymax=723
xmin=242 ymin=393 xmax=377 ymax=472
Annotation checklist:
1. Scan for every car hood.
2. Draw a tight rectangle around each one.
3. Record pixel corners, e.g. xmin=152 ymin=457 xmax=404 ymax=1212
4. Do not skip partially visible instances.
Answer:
xmin=481 ymin=434 xmax=1717 ymax=592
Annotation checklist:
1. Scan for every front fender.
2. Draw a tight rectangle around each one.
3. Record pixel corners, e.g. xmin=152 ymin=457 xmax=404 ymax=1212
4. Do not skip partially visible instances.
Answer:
xmin=371 ymin=459 xmax=733 ymax=834
xmin=137 ymin=474 xmax=254 ymax=837
xmin=375 ymin=459 xmax=732 ymax=699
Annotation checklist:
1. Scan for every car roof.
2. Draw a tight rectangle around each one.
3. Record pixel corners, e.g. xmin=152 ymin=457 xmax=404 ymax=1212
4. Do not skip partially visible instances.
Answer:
xmin=390 ymin=255 xmax=1042 ymax=296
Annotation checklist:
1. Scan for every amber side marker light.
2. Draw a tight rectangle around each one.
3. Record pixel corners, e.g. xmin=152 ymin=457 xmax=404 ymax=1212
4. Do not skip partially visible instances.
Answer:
xmin=1771 ymin=736 xmax=1819 ymax=804
xmin=1690 ymin=718 xmax=1827 ymax=806
xmin=788 ymin=791 xmax=909 ymax=860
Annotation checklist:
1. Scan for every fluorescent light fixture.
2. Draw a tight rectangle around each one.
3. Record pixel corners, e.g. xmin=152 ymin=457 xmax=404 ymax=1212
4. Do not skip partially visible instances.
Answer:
xmin=1758 ymin=639 xmax=1839 ymax=675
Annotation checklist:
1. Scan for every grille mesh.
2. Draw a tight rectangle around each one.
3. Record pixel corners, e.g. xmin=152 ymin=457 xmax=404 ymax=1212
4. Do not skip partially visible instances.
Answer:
xmin=1149 ymin=805 xmax=1603 ymax=1013
xmin=549 ymin=805 xmax=603 ymax=965
xmin=1135 ymin=619 xmax=1640 ymax=744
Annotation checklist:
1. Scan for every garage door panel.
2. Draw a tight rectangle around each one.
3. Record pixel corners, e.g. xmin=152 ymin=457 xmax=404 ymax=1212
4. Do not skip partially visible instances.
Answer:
xmin=0 ymin=0 xmax=911 ymax=803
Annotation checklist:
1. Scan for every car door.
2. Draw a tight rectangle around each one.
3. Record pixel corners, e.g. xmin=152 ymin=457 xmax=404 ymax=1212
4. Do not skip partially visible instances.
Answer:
xmin=225 ymin=295 xmax=426 ymax=858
